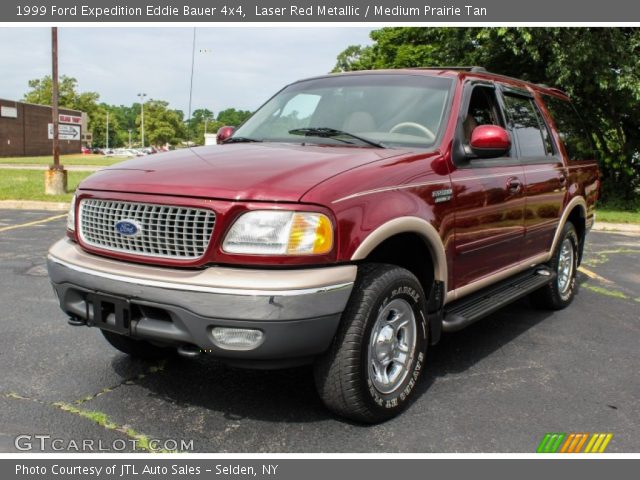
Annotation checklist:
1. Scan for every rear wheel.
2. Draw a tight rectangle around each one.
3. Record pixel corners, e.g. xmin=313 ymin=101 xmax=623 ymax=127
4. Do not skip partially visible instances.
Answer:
xmin=314 ymin=264 xmax=428 ymax=423
xmin=101 ymin=330 xmax=176 ymax=360
xmin=531 ymin=222 xmax=579 ymax=310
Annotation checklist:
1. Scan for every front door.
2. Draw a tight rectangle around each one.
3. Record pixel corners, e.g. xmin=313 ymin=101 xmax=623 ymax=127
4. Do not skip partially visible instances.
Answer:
xmin=450 ymin=83 xmax=526 ymax=291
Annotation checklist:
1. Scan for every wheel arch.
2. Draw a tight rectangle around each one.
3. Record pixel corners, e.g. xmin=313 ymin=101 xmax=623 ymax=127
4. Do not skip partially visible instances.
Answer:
xmin=550 ymin=197 xmax=587 ymax=264
xmin=351 ymin=217 xmax=448 ymax=295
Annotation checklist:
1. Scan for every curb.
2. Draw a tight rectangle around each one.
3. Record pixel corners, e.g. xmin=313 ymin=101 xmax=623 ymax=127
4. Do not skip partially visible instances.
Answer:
xmin=0 ymin=200 xmax=69 ymax=211
xmin=592 ymin=222 xmax=640 ymax=234
xmin=0 ymin=164 xmax=103 ymax=171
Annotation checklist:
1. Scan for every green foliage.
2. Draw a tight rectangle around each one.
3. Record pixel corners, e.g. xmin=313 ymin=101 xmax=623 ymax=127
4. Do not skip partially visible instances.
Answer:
xmin=91 ymin=105 xmax=120 ymax=148
xmin=23 ymin=75 xmax=107 ymax=145
xmin=216 ymin=108 xmax=252 ymax=127
xmin=596 ymin=208 xmax=640 ymax=224
xmin=334 ymin=28 xmax=640 ymax=206
xmin=22 ymin=76 xmax=254 ymax=149
xmin=185 ymin=108 xmax=218 ymax=145
xmin=0 ymin=169 xmax=91 ymax=202
xmin=110 ymin=104 xmax=139 ymax=147
xmin=137 ymin=100 xmax=186 ymax=147
xmin=184 ymin=108 xmax=252 ymax=145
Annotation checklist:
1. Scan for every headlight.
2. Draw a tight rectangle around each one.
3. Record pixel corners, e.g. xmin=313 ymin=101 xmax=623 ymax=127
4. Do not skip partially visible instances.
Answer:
xmin=66 ymin=194 xmax=76 ymax=231
xmin=222 ymin=211 xmax=333 ymax=255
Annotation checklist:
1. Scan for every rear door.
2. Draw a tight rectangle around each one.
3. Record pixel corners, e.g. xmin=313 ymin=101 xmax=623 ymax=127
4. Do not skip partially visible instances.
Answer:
xmin=499 ymin=87 xmax=566 ymax=260
xmin=450 ymin=82 xmax=526 ymax=290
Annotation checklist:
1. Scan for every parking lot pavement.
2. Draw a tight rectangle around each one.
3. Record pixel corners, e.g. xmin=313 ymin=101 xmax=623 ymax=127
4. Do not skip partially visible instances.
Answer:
xmin=1 ymin=209 xmax=638 ymax=453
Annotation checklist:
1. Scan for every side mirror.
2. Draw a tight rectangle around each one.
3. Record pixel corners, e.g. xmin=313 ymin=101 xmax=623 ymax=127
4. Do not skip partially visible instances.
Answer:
xmin=216 ymin=126 xmax=235 ymax=144
xmin=469 ymin=125 xmax=511 ymax=159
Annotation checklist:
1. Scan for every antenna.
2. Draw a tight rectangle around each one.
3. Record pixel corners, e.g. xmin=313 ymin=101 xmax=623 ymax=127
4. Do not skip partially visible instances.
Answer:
xmin=187 ymin=27 xmax=197 ymax=147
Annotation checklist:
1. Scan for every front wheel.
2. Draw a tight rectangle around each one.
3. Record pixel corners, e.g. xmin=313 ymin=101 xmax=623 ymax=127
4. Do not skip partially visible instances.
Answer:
xmin=314 ymin=264 xmax=428 ymax=423
xmin=531 ymin=222 xmax=579 ymax=310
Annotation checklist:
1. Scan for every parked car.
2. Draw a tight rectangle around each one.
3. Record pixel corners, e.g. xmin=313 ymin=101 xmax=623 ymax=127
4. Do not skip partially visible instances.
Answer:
xmin=47 ymin=67 xmax=599 ymax=422
xmin=81 ymin=146 xmax=91 ymax=154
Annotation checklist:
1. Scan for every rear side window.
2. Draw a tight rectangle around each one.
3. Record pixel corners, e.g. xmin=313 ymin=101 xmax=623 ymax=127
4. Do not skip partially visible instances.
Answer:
xmin=543 ymin=95 xmax=595 ymax=161
xmin=502 ymin=93 xmax=553 ymax=158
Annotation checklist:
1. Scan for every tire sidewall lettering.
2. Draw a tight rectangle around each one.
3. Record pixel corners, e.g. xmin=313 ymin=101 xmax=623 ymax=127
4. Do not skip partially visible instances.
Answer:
xmin=365 ymin=280 xmax=427 ymax=411
xmin=558 ymin=229 xmax=578 ymax=303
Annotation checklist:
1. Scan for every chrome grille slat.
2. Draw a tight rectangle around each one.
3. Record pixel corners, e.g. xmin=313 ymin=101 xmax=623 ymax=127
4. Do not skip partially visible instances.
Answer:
xmin=78 ymin=199 xmax=216 ymax=260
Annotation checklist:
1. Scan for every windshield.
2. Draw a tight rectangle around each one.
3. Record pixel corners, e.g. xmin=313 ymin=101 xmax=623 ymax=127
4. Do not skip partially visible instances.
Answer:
xmin=232 ymin=74 xmax=453 ymax=148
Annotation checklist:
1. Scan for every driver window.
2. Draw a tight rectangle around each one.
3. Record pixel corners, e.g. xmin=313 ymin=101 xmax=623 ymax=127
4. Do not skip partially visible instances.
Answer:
xmin=463 ymin=86 xmax=505 ymax=145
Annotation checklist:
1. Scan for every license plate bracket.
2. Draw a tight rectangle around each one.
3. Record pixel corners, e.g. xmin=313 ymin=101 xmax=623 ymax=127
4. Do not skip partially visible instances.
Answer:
xmin=86 ymin=293 xmax=131 ymax=335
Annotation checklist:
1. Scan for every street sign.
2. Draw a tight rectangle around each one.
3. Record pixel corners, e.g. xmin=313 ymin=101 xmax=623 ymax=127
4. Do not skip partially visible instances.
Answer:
xmin=1 ymin=106 xmax=18 ymax=118
xmin=59 ymin=113 xmax=82 ymax=124
xmin=48 ymin=123 xmax=81 ymax=140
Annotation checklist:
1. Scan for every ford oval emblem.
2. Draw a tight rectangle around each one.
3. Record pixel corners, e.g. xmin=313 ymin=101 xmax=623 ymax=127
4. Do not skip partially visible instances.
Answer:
xmin=115 ymin=219 xmax=141 ymax=237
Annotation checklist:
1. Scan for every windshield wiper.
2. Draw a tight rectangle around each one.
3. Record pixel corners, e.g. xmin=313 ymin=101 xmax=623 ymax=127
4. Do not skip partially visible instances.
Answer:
xmin=223 ymin=136 xmax=262 ymax=144
xmin=288 ymin=127 xmax=386 ymax=149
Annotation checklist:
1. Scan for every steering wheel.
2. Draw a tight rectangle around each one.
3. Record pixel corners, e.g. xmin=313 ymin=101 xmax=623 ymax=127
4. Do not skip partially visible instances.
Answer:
xmin=389 ymin=122 xmax=436 ymax=141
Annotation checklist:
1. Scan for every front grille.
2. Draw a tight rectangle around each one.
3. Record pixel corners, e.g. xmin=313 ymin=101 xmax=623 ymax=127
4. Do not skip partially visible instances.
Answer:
xmin=78 ymin=199 xmax=216 ymax=260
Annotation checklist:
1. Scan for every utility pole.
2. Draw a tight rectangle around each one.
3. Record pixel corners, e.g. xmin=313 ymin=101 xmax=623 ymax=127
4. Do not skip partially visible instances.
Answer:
xmin=106 ymin=111 xmax=109 ymax=150
xmin=45 ymin=27 xmax=67 ymax=195
xmin=128 ymin=129 xmax=132 ymax=148
xmin=137 ymin=92 xmax=147 ymax=147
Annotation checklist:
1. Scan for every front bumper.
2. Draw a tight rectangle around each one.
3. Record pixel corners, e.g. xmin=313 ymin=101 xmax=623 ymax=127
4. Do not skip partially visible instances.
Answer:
xmin=47 ymin=239 xmax=356 ymax=365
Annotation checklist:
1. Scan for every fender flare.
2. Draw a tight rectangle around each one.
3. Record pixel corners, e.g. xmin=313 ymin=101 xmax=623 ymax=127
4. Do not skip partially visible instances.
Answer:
xmin=351 ymin=216 xmax=448 ymax=294
xmin=547 ymin=196 xmax=587 ymax=262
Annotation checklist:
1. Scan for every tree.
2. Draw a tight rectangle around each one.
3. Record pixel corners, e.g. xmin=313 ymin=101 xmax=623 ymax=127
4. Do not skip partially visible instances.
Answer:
xmin=23 ymin=75 xmax=256 ymax=149
xmin=138 ymin=100 xmax=186 ymax=146
xmin=185 ymin=108 xmax=220 ymax=145
xmin=91 ymin=105 xmax=122 ymax=149
xmin=110 ymin=104 xmax=139 ymax=146
xmin=334 ymin=28 xmax=640 ymax=207
xmin=23 ymin=75 xmax=104 ymax=145
xmin=216 ymin=108 xmax=252 ymax=127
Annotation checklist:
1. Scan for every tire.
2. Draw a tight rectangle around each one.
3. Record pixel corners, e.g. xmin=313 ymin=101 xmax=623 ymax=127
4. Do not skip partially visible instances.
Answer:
xmin=101 ymin=330 xmax=176 ymax=360
xmin=314 ymin=264 xmax=429 ymax=423
xmin=530 ymin=222 xmax=579 ymax=310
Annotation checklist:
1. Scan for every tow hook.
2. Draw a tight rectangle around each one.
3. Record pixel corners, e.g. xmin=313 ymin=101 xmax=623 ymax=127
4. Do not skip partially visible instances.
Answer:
xmin=177 ymin=344 xmax=201 ymax=358
xmin=67 ymin=315 xmax=86 ymax=326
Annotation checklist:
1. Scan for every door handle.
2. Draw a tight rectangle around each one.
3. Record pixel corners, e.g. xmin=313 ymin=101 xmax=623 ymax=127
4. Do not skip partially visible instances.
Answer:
xmin=506 ymin=177 xmax=523 ymax=193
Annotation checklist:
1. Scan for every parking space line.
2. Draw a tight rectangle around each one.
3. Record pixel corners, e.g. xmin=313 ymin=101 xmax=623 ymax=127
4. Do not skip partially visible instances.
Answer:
xmin=578 ymin=266 xmax=613 ymax=284
xmin=0 ymin=214 xmax=66 ymax=233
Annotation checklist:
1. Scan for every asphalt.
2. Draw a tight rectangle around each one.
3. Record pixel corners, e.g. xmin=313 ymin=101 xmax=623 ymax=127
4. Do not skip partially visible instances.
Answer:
xmin=0 ymin=209 xmax=638 ymax=453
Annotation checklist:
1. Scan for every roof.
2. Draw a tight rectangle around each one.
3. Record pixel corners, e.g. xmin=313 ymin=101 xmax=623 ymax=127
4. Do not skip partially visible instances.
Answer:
xmin=298 ymin=67 xmax=569 ymax=99
xmin=0 ymin=98 xmax=84 ymax=114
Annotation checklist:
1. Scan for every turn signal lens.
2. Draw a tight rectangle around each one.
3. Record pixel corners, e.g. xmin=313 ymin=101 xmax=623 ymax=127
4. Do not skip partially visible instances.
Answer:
xmin=287 ymin=212 xmax=333 ymax=255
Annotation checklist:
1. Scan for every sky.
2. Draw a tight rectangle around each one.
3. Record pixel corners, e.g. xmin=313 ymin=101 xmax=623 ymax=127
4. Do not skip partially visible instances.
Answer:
xmin=0 ymin=27 xmax=374 ymax=115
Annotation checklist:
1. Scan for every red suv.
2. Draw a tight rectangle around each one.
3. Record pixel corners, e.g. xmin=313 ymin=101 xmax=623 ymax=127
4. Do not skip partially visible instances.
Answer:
xmin=47 ymin=67 xmax=599 ymax=422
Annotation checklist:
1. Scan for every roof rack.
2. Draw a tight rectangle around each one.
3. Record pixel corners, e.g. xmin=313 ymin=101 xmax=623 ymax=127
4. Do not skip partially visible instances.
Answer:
xmin=413 ymin=66 xmax=488 ymax=73
xmin=411 ymin=67 xmax=567 ymax=95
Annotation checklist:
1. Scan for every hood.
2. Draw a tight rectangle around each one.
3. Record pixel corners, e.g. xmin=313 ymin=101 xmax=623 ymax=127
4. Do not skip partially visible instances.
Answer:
xmin=79 ymin=143 xmax=406 ymax=202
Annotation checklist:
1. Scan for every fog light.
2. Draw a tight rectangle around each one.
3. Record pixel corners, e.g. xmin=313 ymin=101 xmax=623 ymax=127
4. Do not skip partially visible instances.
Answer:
xmin=210 ymin=327 xmax=264 ymax=351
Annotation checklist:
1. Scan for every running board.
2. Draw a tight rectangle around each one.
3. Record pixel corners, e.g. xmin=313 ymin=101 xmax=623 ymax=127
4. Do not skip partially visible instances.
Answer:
xmin=442 ymin=267 xmax=555 ymax=332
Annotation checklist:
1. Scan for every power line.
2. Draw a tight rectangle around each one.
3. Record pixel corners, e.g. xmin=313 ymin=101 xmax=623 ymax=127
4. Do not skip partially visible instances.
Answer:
xmin=187 ymin=27 xmax=196 ymax=146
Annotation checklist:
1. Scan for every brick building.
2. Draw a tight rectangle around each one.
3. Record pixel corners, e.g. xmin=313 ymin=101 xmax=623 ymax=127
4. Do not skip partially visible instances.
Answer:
xmin=0 ymin=99 xmax=86 ymax=157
